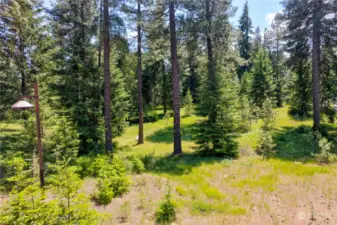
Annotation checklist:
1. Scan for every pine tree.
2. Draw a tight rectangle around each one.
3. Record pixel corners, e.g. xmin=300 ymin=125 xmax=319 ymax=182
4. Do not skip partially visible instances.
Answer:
xmin=249 ymin=49 xmax=274 ymax=108
xmin=50 ymin=0 xmax=102 ymax=154
xmin=321 ymin=37 xmax=337 ymax=123
xmin=237 ymin=1 xmax=253 ymax=81
xmin=136 ymin=0 xmax=144 ymax=144
xmin=169 ymin=0 xmax=182 ymax=155
xmin=282 ymin=0 xmax=337 ymax=130
xmin=196 ymin=0 xmax=239 ymax=158
xmin=267 ymin=14 xmax=287 ymax=107
xmin=103 ymin=0 xmax=113 ymax=152
xmin=0 ymin=0 xmax=52 ymax=117
xmin=184 ymin=88 xmax=194 ymax=116
xmin=290 ymin=59 xmax=312 ymax=118
xmin=110 ymin=48 xmax=130 ymax=137
xmin=252 ymin=26 xmax=262 ymax=54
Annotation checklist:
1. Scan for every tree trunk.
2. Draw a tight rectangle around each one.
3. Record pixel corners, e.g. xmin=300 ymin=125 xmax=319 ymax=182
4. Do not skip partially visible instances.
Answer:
xmin=312 ymin=0 xmax=322 ymax=131
xmin=103 ymin=0 xmax=113 ymax=152
xmin=137 ymin=0 xmax=144 ymax=145
xmin=169 ymin=1 xmax=182 ymax=155
xmin=98 ymin=0 xmax=103 ymax=67
xmin=206 ymin=0 xmax=216 ymax=124
xmin=162 ymin=61 xmax=168 ymax=114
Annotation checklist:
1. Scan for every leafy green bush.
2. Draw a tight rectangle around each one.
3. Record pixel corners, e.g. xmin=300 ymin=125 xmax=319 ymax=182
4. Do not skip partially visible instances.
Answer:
xmin=155 ymin=188 xmax=176 ymax=224
xmin=88 ymin=155 xmax=108 ymax=177
xmin=129 ymin=156 xmax=145 ymax=174
xmin=110 ymin=176 xmax=130 ymax=197
xmin=0 ymin=154 xmax=31 ymax=191
xmin=88 ymin=155 xmax=130 ymax=197
xmin=76 ymin=156 xmax=93 ymax=178
xmin=92 ymin=179 xmax=114 ymax=205
xmin=312 ymin=138 xmax=337 ymax=164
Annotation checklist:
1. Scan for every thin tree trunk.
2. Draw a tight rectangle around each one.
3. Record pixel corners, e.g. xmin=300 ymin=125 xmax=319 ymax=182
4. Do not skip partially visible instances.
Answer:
xmin=137 ymin=0 xmax=144 ymax=145
xmin=98 ymin=0 xmax=103 ymax=67
xmin=206 ymin=0 xmax=216 ymax=124
xmin=162 ymin=61 xmax=168 ymax=114
xmin=103 ymin=0 xmax=112 ymax=152
xmin=312 ymin=0 xmax=322 ymax=131
xmin=169 ymin=1 xmax=182 ymax=155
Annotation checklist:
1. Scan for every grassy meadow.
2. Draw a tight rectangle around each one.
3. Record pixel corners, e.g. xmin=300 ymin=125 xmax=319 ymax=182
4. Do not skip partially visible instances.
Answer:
xmin=2 ymin=107 xmax=337 ymax=225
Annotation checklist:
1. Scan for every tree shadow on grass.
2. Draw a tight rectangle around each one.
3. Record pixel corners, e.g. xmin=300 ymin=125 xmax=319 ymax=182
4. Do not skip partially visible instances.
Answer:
xmin=273 ymin=124 xmax=337 ymax=162
xmin=141 ymin=151 xmax=223 ymax=176
xmin=146 ymin=123 xmax=199 ymax=143
xmin=273 ymin=126 xmax=317 ymax=162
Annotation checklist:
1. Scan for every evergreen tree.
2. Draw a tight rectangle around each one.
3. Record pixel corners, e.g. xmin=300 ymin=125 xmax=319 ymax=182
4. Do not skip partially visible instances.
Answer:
xmin=252 ymin=26 xmax=262 ymax=54
xmin=282 ymin=0 xmax=337 ymax=130
xmin=169 ymin=0 xmax=182 ymax=155
xmin=50 ymin=0 xmax=102 ymax=154
xmin=196 ymin=0 xmax=239 ymax=158
xmin=268 ymin=14 xmax=287 ymax=107
xmin=136 ymin=0 xmax=144 ymax=144
xmin=321 ymin=37 xmax=337 ymax=123
xmin=0 ymin=0 xmax=52 ymax=117
xmin=249 ymin=49 xmax=274 ymax=108
xmin=290 ymin=59 xmax=312 ymax=118
xmin=183 ymin=88 xmax=194 ymax=116
xmin=110 ymin=48 xmax=130 ymax=137
xmin=103 ymin=0 xmax=113 ymax=152
xmin=237 ymin=1 xmax=253 ymax=81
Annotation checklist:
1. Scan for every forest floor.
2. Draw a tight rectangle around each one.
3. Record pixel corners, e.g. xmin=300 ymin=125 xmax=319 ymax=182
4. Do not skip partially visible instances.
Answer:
xmin=2 ymin=107 xmax=337 ymax=225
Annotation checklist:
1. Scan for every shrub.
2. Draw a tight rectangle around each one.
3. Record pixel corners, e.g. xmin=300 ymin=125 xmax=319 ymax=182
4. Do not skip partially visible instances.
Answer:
xmin=92 ymin=179 xmax=114 ymax=205
xmin=76 ymin=156 xmax=92 ymax=178
xmin=155 ymin=188 xmax=176 ymax=224
xmin=255 ymin=131 xmax=276 ymax=160
xmin=312 ymin=138 xmax=337 ymax=164
xmin=141 ymin=152 xmax=156 ymax=170
xmin=110 ymin=176 xmax=130 ymax=197
xmin=130 ymin=156 xmax=145 ymax=174
xmin=88 ymin=155 xmax=108 ymax=177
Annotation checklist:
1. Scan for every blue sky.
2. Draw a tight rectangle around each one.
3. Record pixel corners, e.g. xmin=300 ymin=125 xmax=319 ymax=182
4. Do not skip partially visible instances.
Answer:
xmin=232 ymin=0 xmax=283 ymax=30
xmin=43 ymin=0 xmax=283 ymax=30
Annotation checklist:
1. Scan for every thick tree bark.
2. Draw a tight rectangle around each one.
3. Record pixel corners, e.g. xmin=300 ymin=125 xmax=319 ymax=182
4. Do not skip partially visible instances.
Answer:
xmin=312 ymin=0 xmax=322 ymax=131
xmin=169 ymin=1 xmax=182 ymax=155
xmin=103 ymin=0 xmax=112 ymax=152
xmin=137 ymin=0 xmax=144 ymax=145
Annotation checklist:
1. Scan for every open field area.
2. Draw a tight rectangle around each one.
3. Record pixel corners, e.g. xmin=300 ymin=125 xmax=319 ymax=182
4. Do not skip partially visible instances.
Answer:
xmin=3 ymin=107 xmax=336 ymax=224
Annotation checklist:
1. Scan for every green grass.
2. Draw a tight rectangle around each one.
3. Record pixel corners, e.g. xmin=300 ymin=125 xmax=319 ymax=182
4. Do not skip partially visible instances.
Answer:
xmin=2 ymin=106 xmax=337 ymax=222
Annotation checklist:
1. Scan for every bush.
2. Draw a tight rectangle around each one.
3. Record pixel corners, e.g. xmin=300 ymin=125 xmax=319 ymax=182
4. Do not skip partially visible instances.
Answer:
xmin=312 ymin=138 xmax=337 ymax=164
xmin=255 ymin=131 xmax=276 ymax=160
xmin=130 ymin=156 xmax=145 ymax=174
xmin=141 ymin=152 xmax=156 ymax=170
xmin=88 ymin=155 xmax=126 ymax=178
xmin=110 ymin=176 xmax=130 ymax=197
xmin=92 ymin=179 xmax=114 ymax=205
xmin=76 ymin=156 xmax=92 ymax=178
xmin=155 ymin=188 xmax=176 ymax=224
xmin=88 ymin=155 xmax=108 ymax=177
